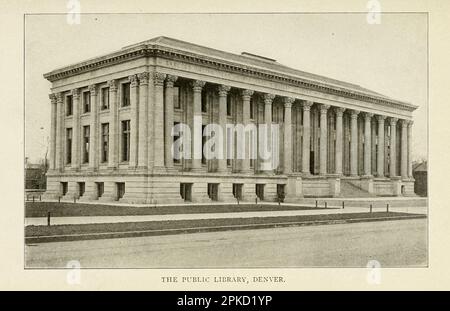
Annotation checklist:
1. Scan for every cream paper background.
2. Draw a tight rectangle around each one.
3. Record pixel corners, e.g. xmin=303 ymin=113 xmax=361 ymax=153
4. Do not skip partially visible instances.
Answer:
xmin=1 ymin=0 xmax=448 ymax=290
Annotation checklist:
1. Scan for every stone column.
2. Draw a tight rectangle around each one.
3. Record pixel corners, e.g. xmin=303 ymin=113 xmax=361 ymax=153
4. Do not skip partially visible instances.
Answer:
xmin=55 ymin=93 xmax=64 ymax=170
xmin=363 ymin=112 xmax=373 ymax=176
xmin=137 ymin=72 xmax=149 ymax=169
xmin=71 ymin=88 xmax=80 ymax=170
xmin=335 ymin=107 xmax=345 ymax=175
xmin=408 ymin=120 xmax=414 ymax=178
xmin=217 ymin=85 xmax=231 ymax=172
xmin=191 ymin=80 xmax=206 ymax=172
xmin=319 ymin=104 xmax=330 ymax=176
xmin=263 ymin=93 xmax=275 ymax=173
xmin=283 ymin=97 xmax=295 ymax=175
xmin=107 ymin=80 xmax=118 ymax=169
xmin=153 ymin=72 xmax=166 ymax=171
xmin=389 ymin=118 xmax=398 ymax=177
xmin=164 ymin=75 xmax=178 ymax=170
xmin=376 ymin=115 xmax=386 ymax=177
xmin=241 ymin=89 xmax=254 ymax=173
xmin=88 ymin=84 xmax=98 ymax=169
xmin=350 ymin=110 xmax=360 ymax=176
xmin=401 ymin=119 xmax=408 ymax=179
xmin=302 ymin=101 xmax=313 ymax=175
xmin=128 ymin=74 xmax=139 ymax=168
xmin=49 ymin=94 xmax=57 ymax=170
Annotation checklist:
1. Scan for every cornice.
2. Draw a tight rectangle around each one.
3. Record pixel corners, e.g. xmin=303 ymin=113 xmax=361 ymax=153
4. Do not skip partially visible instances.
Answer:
xmin=43 ymin=44 xmax=417 ymax=112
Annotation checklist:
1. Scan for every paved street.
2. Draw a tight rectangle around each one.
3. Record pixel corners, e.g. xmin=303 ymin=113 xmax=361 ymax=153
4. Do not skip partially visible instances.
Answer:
xmin=25 ymin=219 xmax=427 ymax=268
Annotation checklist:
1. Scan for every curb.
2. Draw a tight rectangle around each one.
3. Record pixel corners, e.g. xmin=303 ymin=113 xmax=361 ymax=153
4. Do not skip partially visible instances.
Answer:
xmin=25 ymin=214 xmax=426 ymax=244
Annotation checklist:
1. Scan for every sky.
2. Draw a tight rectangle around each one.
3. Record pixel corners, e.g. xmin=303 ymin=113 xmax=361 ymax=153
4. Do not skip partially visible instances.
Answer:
xmin=25 ymin=13 xmax=428 ymax=163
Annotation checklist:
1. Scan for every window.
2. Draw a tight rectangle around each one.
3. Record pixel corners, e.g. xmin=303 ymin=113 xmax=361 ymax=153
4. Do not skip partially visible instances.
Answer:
xmin=66 ymin=128 xmax=72 ymax=164
xmin=173 ymin=86 xmax=180 ymax=109
xmin=78 ymin=182 xmax=85 ymax=197
xmin=201 ymin=124 xmax=206 ymax=164
xmin=122 ymin=83 xmax=130 ymax=107
xmin=83 ymin=126 xmax=90 ymax=163
xmin=66 ymin=95 xmax=73 ymax=116
xmin=201 ymin=90 xmax=207 ymax=112
xmin=116 ymin=182 xmax=125 ymax=200
xmin=83 ymin=91 xmax=91 ymax=113
xmin=226 ymin=96 xmax=232 ymax=117
xmin=121 ymin=120 xmax=131 ymax=162
xmin=249 ymin=98 xmax=254 ymax=120
xmin=96 ymin=182 xmax=104 ymax=198
xmin=101 ymin=123 xmax=109 ymax=163
xmin=173 ymin=122 xmax=180 ymax=164
xmin=101 ymin=87 xmax=110 ymax=110
xmin=61 ymin=182 xmax=68 ymax=196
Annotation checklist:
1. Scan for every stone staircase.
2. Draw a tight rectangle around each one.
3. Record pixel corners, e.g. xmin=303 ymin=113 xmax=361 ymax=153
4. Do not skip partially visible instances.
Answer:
xmin=340 ymin=179 xmax=376 ymax=198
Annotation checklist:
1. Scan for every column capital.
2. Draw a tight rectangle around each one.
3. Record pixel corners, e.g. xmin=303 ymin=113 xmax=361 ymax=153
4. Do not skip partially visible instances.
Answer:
xmin=390 ymin=117 xmax=398 ymax=125
xmin=71 ymin=88 xmax=80 ymax=99
xmin=407 ymin=120 xmax=414 ymax=127
xmin=56 ymin=92 xmax=64 ymax=103
xmin=49 ymin=93 xmax=57 ymax=104
xmin=376 ymin=115 xmax=387 ymax=122
xmin=137 ymin=72 xmax=150 ymax=85
xmin=364 ymin=112 xmax=374 ymax=121
xmin=88 ymin=84 xmax=98 ymax=95
xmin=153 ymin=72 xmax=166 ymax=86
xmin=263 ymin=93 xmax=275 ymax=105
xmin=107 ymin=79 xmax=118 ymax=92
xmin=241 ymin=89 xmax=254 ymax=100
xmin=350 ymin=109 xmax=360 ymax=119
xmin=335 ymin=107 xmax=346 ymax=116
xmin=128 ymin=74 xmax=139 ymax=88
xmin=166 ymin=74 xmax=178 ymax=87
xmin=302 ymin=100 xmax=313 ymax=111
xmin=400 ymin=119 xmax=409 ymax=128
xmin=191 ymin=80 xmax=206 ymax=92
xmin=319 ymin=104 xmax=330 ymax=114
xmin=283 ymin=97 xmax=295 ymax=108
xmin=217 ymin=84 xmax=231 ymax=97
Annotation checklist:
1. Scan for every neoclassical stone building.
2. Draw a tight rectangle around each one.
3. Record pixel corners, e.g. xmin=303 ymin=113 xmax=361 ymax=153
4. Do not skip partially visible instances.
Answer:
xmin=43 ymin=36 xmax=416 ymax=203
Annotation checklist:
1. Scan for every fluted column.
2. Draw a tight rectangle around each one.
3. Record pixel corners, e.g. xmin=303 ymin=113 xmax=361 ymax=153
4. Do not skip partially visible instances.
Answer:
xmin=319 ymin=104 xmax=330 ymax=175
xmin=88 ymin=84 xmax=98 ymax=169
xmin=302 ymin=101 xmax=313 ymax=174
xmin=128 ymin=75 xmax=139 ymax=168
xmin=191 ymin=80 xmax=206 ymax=171
xmin=152 ymin=72 xmax=166 ymax=170
xmin=401 ymin=119 xmax=408 ymax=179
xmin=164 ymin=75 xmax=178 ymax=170
xmin=283 ymin=97 xmax=294 ymax=175
xmin=49 ymin=94 xmax=57 ymax=170
xmin=137 ymin=72 xmax=149 ymax=169
xmin=107 ymin=80 xmax=118 ymax=169
xmin=71 ymin=88 xmax=80 ymax=170
xmin=263 ymin=93 xmax=275 ymax=173
xmin=389 ymin=118 xmax=398 ymax=177
xmin=350 ymin=110 xmax=360 ymax=176
xmin=55 ymin=93 xmax=64 ymax=170
xmin=408 ymin=121 xmax=413 ymax=178
xmin=363 ymin=112 xmax=373 ymax=176
xmin=335 ymin=107 xmax=345 ymax=175
xmin=376 ymin=115 xmax=386 ymax=177
xmin=241 ymin=89 xmax=253 ymax=173
xmin=217 ymin=85 xmax=231 ymax=172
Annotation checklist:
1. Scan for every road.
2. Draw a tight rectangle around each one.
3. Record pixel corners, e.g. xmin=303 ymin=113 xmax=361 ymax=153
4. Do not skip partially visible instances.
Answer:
xmin=25 ymin=219 xmax=427 ymax=268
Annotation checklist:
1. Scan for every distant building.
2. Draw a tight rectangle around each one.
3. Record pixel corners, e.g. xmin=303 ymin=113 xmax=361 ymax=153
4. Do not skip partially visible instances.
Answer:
xmin=413 ymin=161 xmax=427 ymax=196
xmin=25 ymin=163 xmax=47 ymax=190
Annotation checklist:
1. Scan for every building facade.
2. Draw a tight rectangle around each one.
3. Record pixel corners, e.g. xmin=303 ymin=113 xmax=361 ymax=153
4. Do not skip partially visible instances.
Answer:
xmin=43 ymin=36 xmax=417 ymax=203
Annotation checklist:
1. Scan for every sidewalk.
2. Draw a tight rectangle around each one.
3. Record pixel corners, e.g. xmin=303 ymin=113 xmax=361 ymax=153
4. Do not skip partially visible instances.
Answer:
xmin=25 ymin=205 xmax=427 ymax=226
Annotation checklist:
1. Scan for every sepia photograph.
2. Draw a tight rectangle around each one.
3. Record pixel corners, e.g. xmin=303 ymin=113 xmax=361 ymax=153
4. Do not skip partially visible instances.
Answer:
xmin=24 ymin=11 xmax=428 ymax=269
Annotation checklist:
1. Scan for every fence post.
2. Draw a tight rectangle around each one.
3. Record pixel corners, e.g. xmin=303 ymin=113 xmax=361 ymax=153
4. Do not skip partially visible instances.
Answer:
xmin=39 ymin=195 xmax=42 ymax=201
xmin=32 ymin=196 xmax=35 ymax=203
xmin=387 ymin=203 xmax=389 ymax=213
xmin=315 ymin=200 xmax=318 ymax=208
xmin=47 ymin=212 xmax=51 ymax=227
xmin=73 ymin=195 xmax=76 ymax=203
xmin=342 ymin=201 xmax=345 ymax=209
xmin=370 ymin=204 xmax=372 ymax=213
xmin=58 ymin=196 xmax=61 ymax=203
xmin=325 ymin=201 xmax=327 ymax=208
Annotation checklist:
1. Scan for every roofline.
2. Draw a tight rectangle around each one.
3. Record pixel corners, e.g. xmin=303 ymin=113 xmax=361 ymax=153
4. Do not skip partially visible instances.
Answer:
xmin=44 ymin=39 xmax=418 ymax=112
